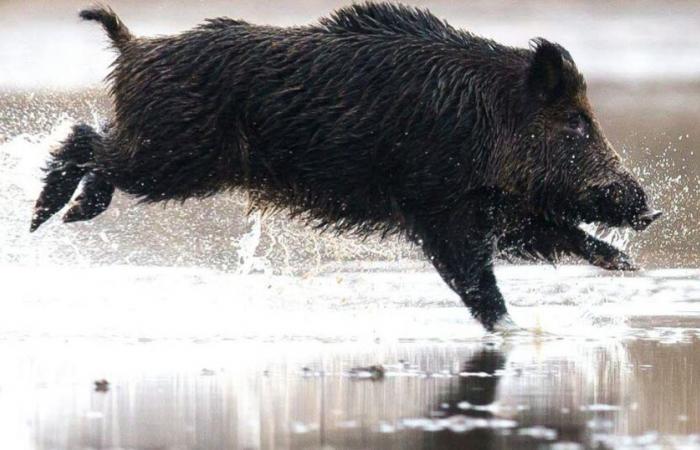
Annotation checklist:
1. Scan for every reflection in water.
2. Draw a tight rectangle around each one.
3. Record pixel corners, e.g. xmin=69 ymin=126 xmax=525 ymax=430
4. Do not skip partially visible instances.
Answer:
xmin=427 ymin=348 xmax=509 ymax=449
xmin=3 ymin=334 xmax=697 ymax=450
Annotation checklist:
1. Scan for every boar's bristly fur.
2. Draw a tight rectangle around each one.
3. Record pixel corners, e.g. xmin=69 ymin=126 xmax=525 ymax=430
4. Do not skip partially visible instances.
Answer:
xmin=31 ymin=2 xmax=660 ymax=330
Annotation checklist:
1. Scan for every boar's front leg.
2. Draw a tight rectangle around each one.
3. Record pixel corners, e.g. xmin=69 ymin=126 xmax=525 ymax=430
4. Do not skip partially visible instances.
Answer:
xmin=416 ymin=212 xmax=508 ymax=331
xmin=498 ymin=219 xmax=637 ymax=271
xmin=576 ymin=230 xmax=638 ymax=271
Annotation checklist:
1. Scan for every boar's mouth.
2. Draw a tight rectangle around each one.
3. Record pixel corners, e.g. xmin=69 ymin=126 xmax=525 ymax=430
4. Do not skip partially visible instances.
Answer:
xmin=538 ymin=189 xmax=662 ymax=233
xmin=562 ymin=195 xmax=662 ymax=233
xmin=530 ymin=173 xmax=663 ymax=235
xmin=573 ymin=209 xmax=662 ymax=247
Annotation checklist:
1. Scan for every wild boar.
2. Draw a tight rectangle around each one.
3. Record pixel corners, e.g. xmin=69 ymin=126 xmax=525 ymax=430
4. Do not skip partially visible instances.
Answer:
xmin=31 ymin=3 xmax=661 ymax=330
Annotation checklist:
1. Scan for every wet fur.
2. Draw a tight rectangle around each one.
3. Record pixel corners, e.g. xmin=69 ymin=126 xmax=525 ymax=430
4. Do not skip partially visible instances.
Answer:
xmin=32 ymin=3 xmax=649 ymax=330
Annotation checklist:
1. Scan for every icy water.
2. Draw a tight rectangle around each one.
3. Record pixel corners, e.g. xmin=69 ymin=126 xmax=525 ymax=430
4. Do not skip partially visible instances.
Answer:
xmin=1 ymin=1 xmax=700 ymax=449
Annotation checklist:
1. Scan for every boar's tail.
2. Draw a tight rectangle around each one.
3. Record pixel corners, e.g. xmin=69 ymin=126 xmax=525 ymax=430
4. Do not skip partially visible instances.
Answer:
xmin=79 ymin=6 xmax=133 ymax=48
xmin=30 ymin=124 xmax=113 ymax=232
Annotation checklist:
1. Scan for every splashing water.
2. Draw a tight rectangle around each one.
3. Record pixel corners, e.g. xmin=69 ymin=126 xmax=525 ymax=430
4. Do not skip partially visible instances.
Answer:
xmin=236 ymin=211 xmax=268 ymax=275
xmin=0 ymin=118 xmax=82 ymax=266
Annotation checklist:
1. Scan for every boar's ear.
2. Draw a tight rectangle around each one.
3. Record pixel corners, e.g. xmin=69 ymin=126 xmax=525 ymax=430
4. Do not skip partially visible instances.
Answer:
xmin=527 ymin=38 xmax=572 ymax=103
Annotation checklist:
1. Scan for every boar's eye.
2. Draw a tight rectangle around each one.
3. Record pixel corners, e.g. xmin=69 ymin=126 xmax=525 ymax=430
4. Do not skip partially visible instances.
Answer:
xmin=565 ymin=113 xmax=588 ymax=137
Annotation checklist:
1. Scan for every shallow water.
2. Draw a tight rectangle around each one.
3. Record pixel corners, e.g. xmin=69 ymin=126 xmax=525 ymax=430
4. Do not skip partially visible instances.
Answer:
xmin=1 ymin=265 xmax=699 ymax=450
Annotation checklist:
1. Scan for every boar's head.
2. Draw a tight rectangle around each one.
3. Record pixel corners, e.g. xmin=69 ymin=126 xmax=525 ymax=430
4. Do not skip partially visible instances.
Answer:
xmin=503 ymin=38 xmax=661 ymax=231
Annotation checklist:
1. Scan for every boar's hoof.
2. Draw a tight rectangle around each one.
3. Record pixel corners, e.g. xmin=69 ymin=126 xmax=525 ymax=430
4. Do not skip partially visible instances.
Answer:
xmin=590 ymin=251 xmax=639 ymax=271
xmin=583 ymin=237 xmax=639 ymax=271
xmin=490 ymin=314 xmax=526 ymax=335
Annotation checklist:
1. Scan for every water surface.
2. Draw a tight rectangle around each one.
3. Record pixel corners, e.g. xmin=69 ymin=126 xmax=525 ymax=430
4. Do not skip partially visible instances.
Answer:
xmin=1 ymin=265 xmax=699 ymax=449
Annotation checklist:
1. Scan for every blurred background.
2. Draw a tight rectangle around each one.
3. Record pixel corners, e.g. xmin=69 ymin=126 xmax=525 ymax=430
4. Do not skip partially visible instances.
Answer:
xmin=1 ymin=0 xmax=699 ymax=270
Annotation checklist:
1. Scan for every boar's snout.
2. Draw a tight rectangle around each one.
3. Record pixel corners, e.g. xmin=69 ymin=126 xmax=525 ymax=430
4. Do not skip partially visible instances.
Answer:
xmin=584 ymin=178 xmax=661 ymax=231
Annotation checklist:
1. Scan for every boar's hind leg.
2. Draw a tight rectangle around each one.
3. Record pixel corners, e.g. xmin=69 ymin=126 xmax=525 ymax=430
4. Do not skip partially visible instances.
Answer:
xmin=420 ymin=227 xmax=507 ymax=331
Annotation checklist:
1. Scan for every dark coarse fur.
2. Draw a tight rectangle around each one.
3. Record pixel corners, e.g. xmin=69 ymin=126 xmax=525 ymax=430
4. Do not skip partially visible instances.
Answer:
xmin=31 ymin=3 xmax=661 ymax=330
